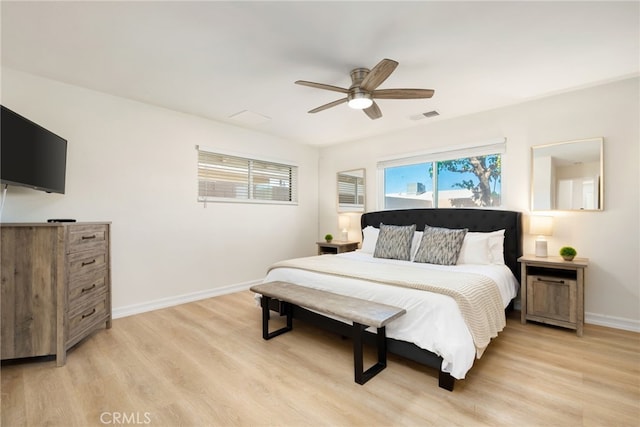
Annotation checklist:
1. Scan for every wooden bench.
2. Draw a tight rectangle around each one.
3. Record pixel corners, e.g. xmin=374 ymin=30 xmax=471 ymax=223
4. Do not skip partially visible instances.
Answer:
xmin=249 ymin=281 xmax=406 ymax=385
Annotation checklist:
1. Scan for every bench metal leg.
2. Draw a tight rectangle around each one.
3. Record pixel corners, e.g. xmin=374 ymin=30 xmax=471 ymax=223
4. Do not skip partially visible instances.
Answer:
xmin=261 ymin=296 xmax=292 ymax=340
xmin=259 ymin=300 xmax=388 ymax=385
xmin=353 ymin=323 xmax=387 ymax=385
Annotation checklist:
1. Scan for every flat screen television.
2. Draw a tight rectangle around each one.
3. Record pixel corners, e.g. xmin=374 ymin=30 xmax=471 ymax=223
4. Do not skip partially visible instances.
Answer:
xmin=1 ymin=105 xmax=67 ymax=194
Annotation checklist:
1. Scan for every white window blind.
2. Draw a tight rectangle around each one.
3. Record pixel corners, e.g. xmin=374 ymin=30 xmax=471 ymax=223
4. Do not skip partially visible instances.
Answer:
xmin=197 ymin=148 xmax=298 ymax=205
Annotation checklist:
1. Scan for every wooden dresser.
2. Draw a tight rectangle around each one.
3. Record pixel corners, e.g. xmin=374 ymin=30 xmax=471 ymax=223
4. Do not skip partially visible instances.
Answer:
xmin=1 ymin=222 xmax=112 ymax=365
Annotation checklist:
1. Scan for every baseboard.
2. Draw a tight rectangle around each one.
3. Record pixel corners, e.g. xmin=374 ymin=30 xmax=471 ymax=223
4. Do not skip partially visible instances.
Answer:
xmin=514 ymin=299 xmax=638 ymax=332
xmin=113 ymin=283 xmax=640 ymax=333
xmin=112 ymin=279 xmax=261 ymax=319
xmin=585 ymin=312 xmax=640 ymax=333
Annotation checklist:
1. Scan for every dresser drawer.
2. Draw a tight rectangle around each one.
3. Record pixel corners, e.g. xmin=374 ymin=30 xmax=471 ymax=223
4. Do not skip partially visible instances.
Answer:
xmin=68 ymin=248 xmax=107 ymax=281
xmin=67 ymin=297 xmax=109 ymax=346
xmin=67 ymin=224 xmax=108 ymax=254
xmin=68 ymin=275 xmax=108 ymax=310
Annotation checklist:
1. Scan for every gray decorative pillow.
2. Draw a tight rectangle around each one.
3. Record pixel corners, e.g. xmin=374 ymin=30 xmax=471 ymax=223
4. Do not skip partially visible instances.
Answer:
xmin=414 ymin=225 xmax=468 ymax=265
xmin=373 ymin=223 xmax=416 ymax=261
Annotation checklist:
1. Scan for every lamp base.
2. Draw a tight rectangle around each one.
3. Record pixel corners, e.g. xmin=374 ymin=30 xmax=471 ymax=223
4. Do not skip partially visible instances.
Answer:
xmin=535 ymin=239 xmax=548 ymax=257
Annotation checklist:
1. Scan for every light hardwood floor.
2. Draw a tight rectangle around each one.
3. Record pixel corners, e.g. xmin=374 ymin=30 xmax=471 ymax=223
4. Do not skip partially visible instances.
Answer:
xmin=2 ymin=290 xmax=639 ymax=426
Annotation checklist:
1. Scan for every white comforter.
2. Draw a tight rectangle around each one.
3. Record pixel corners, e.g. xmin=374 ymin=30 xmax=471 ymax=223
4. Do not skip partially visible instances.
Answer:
xmin=262 ymin=251 xmax=519 ymax=379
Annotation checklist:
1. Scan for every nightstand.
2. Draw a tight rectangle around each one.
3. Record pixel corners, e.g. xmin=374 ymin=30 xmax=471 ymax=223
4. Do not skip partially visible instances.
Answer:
xmin=518 ymin=255 xmax=588 ymax=336
xmin=316 ymin=240 xmax=359 ymax=255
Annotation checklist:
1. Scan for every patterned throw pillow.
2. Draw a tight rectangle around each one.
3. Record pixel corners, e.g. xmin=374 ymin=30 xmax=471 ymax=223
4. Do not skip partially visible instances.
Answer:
xmin=373 ymin=223 xmax=416 ymax=261
xmin=414 ymin=225 xmax=468 ymax=265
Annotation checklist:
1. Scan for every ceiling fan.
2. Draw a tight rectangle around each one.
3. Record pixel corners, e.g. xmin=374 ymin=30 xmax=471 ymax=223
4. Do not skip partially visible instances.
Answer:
xmin=295 ymin=58 xmax=434 ymax=120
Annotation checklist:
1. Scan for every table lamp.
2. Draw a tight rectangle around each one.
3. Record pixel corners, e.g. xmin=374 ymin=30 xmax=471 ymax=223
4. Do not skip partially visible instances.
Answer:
xmin=529 ymin=215 xmax=553 ymax=257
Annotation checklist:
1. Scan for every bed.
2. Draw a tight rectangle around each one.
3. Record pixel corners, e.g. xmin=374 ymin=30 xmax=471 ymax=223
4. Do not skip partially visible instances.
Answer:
xmin=262 ymin=208 xmax=522 ymax=391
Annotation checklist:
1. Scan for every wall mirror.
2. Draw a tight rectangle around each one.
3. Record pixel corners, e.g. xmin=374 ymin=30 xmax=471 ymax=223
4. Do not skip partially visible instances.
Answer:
xmin=337 ymin=168 xmax=365 ymax=212
xmin=531 ymin=137 xmax=603 ymax=211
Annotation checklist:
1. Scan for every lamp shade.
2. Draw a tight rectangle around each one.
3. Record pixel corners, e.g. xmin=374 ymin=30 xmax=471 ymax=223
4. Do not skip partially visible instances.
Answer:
xmin=338 ymin=215 xmax=350 ymax=230
xmin=529 ymin=215 xmax=553 ymax=236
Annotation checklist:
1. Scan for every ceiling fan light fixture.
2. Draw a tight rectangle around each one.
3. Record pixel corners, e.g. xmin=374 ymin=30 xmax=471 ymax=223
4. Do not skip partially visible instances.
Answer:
xmin=347 ymin=93 xmax=373 ymax=110
xmin=296 ymin=58 xmax=433 ymax=119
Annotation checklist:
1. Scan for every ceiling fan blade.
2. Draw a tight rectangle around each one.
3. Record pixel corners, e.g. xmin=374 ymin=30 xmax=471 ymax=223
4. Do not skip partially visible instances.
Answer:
xmin=295 ymin=80 xmax=349 ymax=94
xmin=372 ymin=88 xmax=435 ymax=99
xmin=308 ymin=97 xmax=348 ymax=113
xmin=363 ymin=101 xmax=382 ymax=120
xmin=360 ymin=59 xmax=399 ymax=91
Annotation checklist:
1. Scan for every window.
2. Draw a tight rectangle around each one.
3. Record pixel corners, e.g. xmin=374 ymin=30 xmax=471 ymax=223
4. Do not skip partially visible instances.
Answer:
xmin=197 ymin=147 xmax=298 ymax=204
xmin=378 ymin=140 xmax=504 ymax=209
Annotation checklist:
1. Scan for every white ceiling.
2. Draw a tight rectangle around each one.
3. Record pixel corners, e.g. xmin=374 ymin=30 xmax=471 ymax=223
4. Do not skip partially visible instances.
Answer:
xmin=2 ymin=1 xmax=638 ymax=146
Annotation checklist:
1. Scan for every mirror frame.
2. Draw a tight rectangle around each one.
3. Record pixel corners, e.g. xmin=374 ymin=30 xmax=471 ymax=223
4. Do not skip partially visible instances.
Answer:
xmin=531 ymin=137 xmax=604 ymax=211
xmin=337 ymin=168 xmax=366 ymax=212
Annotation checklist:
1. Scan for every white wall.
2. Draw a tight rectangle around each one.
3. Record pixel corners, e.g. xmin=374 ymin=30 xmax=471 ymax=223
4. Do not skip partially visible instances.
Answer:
xmin=1 ymin=68 xmax=319 ymax=315
xmin=318 ymin=77 xmax=640 ymax=331
xmin=3 ymin=69 xmax=638 ymax=330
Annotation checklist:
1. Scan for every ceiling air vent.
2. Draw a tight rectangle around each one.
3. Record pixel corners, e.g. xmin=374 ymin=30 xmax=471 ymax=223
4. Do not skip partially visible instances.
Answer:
xmin=409 ymin=110 xmax=440 ymax=121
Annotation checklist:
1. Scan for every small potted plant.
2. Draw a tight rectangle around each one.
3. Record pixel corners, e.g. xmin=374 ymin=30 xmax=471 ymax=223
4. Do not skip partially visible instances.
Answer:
xmin=559 ymin=246 xmax=577 ymax=261
xmin=324 ymin=233 xmax=333 ymax=243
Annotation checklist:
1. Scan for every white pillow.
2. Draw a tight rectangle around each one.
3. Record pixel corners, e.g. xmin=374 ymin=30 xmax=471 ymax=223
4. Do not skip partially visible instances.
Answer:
xmin=410 ymin=231 xmax=423 ymax=261
xmin=456 ymin=232 xmax=492 ymax=265
xmin=360 ymin=226 xmax=379 ymax=254
xmin=456 ymin=229 xmax=506 ymax=265
xmin=488 ymin=229 xmax=505 ymax=265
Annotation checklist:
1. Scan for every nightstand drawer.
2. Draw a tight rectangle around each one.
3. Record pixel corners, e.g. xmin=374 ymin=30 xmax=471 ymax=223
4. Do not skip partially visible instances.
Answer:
xmin=527 ymin=276 xmax=577 ymax=323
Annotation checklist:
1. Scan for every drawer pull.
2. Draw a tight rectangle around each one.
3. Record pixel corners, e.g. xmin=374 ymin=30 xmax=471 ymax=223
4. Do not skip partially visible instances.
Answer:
xmin=82 ymin=234 xmax=97 ymax=240
xmin=537 ymin=277 xmax=565 ymax=284
xmin=81 ymin=284 xmax=97 ymax=293
xmin=82 ymin=308 xmax=96 ymax=319
xmin=82 ymin=259 xmax=96 ymax=267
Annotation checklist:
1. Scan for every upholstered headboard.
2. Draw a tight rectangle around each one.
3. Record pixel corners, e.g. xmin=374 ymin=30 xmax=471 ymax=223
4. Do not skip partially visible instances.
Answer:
xmin=361 ymin=208 xmax=523 ymax=281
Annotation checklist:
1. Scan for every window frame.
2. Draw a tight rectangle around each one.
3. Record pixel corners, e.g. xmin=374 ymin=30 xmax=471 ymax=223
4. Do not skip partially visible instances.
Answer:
xmin=376 ymin=139 xmax=506 ymax=210
xmin=197 ymin=146 xmax=298 ymax=206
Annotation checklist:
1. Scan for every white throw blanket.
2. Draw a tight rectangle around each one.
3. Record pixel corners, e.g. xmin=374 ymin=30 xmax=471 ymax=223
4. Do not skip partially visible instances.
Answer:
xmin=268 ymin=255 xmax=506 ymax=357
